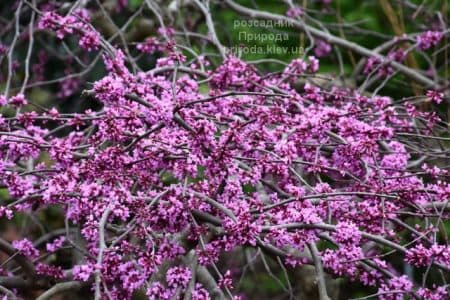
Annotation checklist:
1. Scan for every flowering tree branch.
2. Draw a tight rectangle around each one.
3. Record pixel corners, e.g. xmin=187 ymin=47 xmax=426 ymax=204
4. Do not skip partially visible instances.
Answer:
xmin=0 ymin=0 xmax=448 ymax=299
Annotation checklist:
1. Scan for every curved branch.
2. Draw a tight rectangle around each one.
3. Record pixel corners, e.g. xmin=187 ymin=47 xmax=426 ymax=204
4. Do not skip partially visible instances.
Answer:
xmin=36 ymin=281 xmax=86 ymax=300
xmin=0 ymin=238 xmax=36 ymax=278
xmin=308 ymin=242 xmax=331 ymax=300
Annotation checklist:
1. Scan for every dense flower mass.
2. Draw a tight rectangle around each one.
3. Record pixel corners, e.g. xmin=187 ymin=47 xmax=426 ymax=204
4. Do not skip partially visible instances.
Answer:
xmin=1 ymin=46 xmax=448 ymax=298
xmin=0 ymin=1 xmax=449 ymax=299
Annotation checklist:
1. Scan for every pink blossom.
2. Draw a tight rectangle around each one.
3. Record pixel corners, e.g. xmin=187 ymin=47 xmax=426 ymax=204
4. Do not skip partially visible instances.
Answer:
xmin=166 ymin=266 xmax=191 ymax=288
xmin=417 ymin=31 xmax=443 ymax=50
xmin=9 ymin=93 xmax=27 ymax=106
xmin=426 ymin=90 xmax=444 ymax=104
xmin=378 ymin=276 xmax=413 ymax=300
xmin=79 ymin=30 xmax=100 ymax=51
xmin=73 ymin=264 xmax=96 ymax=281
xmin=314 ymin=39 xmax=332 ymax=57
xmin=46 ymin=236 xmax=66 ymax=252
xmin=136 ymin=37 xmax=163 ymax=54
xmin=12 ymin=238 xmax=39 ymax=259
xmin=286 ymin=6 xmax=303 ymax=18
xmin=333 ymin=221 xmax=361 ymax=246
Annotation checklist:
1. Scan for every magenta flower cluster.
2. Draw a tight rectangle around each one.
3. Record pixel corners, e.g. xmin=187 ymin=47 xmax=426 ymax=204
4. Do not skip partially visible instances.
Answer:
xmin=38 ymin=9 xmax=100 ymax=51
xmin=0 ymin=5 xmax=448 ymax=299
xmin=416 ymin=31 xmax=444 ymax=50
